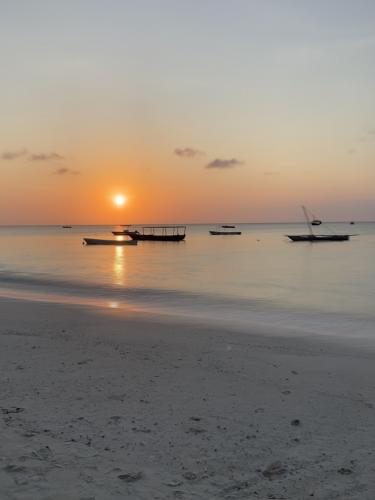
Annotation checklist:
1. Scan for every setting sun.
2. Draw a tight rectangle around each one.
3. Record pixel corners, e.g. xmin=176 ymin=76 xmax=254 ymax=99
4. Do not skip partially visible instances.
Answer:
xmin=113 ymin=194 xmax=127 ymax=207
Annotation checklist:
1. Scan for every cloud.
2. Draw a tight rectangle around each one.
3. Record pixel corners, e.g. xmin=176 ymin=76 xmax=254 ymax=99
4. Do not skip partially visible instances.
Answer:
xmin=368 ymin=129 xmax=375 ymax=135
xmin=206 ymin=158 xmax=244 ymax=169
xmin=347 ymin=148 xmax=356 ymax=155
xmin=29 ymin=152 xmax=64 ymax=161
xmin=54 ymin=167 xmax=79 ymax=175
xmin=174 ymin=147 xmax=205 ymax=158
xmin=1 ymin=149 xmax=28 ymax=160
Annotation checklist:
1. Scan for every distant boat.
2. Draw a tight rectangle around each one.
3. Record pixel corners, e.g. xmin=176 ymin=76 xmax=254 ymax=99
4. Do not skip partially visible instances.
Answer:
xmin=311 ymin=219 xmax=322 ymax=226
xmin=128 ymin=226 xmax=186 ymax=242
xmin=83 ymin=238 xmax=138 ymax=246
xmin=350 ymin=221 xmax=355 ymax=225
xmin=112 ymin=225 xmax=134 ymax=235
xmin=209 ymin=225 xmax=241 ymax=235
xmin=62 ymin=225 xmax=72 ymax=228
xmin=286 ymin=207 xmax=353 ymax=242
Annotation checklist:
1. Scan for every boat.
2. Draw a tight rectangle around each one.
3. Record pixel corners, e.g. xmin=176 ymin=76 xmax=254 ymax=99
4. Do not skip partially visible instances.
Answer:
xmin=209 ymin=224 xmax=241 ymax=235
xmin=311 ymin=219 xmax=322 ymax=226
xmin=209 ymin=230 xmax=242 ymax=235
xmin=287 ymin=234 xmax=350 ymax=242
xmin=83 ymin=238 xmax=138 ymax=245
xmin=286 ymin=207 xmax=353 ymax=242
xmin=62 ymin=225 xmax=72 ymax=228
xmin=112 ymin=225 xmax=134 ymax=236
xmin=128 ymin=226 xmax=186 ymax=241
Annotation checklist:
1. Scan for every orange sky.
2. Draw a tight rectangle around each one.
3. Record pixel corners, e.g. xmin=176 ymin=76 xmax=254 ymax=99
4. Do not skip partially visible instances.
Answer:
xmin=1 ymin=1 xmax=374 ymax=223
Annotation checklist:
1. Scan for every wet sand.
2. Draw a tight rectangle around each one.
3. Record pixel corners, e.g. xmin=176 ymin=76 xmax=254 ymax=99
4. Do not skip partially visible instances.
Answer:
xmin=1 ymin=297 xmax=374 ymax=499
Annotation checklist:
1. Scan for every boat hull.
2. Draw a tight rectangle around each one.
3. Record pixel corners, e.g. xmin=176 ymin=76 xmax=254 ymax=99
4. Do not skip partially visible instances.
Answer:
xmin=112 ymin=231 xmax=133 ymax=235
xmin=129 ymin=233 xmax=185 ymax=241
xmin=83 ymin=238 xmax=138 ymax=245
xmin=286 ymin=234 xmax=350 ymax=242
xmin=209 ymin=231 xmax=242 ymax=235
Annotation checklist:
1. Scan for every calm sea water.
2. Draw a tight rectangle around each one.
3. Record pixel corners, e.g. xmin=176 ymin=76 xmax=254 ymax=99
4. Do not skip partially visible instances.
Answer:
xmin=1 ymin=223 xmax=374 ymax=339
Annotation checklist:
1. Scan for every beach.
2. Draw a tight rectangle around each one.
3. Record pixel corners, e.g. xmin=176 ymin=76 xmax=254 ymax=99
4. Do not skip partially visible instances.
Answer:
xmin=1 ymin=297 xmax=374 ymax=500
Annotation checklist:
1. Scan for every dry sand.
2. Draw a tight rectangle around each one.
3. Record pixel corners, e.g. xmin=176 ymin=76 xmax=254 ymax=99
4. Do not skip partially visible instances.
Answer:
xmin=0 ymin=297 xmax=375 ymax=500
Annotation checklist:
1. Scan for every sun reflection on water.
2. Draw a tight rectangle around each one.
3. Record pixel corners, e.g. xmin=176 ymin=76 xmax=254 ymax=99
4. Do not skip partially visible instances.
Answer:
xmin=113 ymin=246 xmax=125 ymax=286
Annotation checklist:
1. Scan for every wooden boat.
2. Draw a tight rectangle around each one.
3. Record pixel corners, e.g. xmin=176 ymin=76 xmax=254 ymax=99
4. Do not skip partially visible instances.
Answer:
xmin=287 ymin=234 xmax=349 ymax=242
xmin=311 ymin=219 xmax=322 ymax=226
xmin=209 ymin=230 xmax=242 ymax=235
xmin=128 ymin=226 xmax=186 ymax=242
xmin=209 ymin=224 xmax=241 ymax=235
xmin=286 ymin=207 xmax=353 ymax=242
xmin=83 ymin=238 xmax=138 ymax=246
xmin=112 ymin=225 xmax=134 ymax=235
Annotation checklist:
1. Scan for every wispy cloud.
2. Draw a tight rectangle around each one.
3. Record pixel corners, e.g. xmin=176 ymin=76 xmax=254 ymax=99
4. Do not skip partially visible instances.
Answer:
xmin=1 ymin=148 xmax=28 ymax=160
xmin=347 ymin=149 xmax=356 ymax=155
xmin=54 ymin=167 xmax=79 ymax=175
xmin=29 ymin=152 xmax=64 ymax=161
xmin=174 ymin=147 xmax=205 ymax=158
xmin=206 ymin=158 xmax=244 ymax=169
xmin=263 ymin=170 xmax=280 ymax=176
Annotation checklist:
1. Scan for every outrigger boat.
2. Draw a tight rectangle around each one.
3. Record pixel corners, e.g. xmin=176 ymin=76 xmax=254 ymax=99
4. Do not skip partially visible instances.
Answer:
xmin=128 ymin=226 xmax=186 ymax=241
xmin=286 ymin=207 xmax=354 ymax=242
xmin=83 ymin=238 xmax=138 ymax=246
xmin=209 ymin=225 xmax=241 ymax=235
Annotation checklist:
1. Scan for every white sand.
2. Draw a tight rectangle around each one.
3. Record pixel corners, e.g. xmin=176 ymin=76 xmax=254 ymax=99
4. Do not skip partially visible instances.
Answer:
xmin=1 ymin=297 xmax=375 ymax=500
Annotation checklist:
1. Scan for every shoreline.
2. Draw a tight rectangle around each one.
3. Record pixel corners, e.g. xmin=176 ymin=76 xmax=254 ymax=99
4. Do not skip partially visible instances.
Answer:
xmin=1 ymin=297 xmax=375 ymax=499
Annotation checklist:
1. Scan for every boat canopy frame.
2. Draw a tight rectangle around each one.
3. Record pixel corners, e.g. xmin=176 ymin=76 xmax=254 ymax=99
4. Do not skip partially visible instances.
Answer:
xmin=138 ymin=225 xmax=186 ymax=236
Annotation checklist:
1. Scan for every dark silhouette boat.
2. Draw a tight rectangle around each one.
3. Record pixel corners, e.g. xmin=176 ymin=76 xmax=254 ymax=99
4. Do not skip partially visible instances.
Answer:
xmin=287 ymin=234 xmax=350 ymax=242
xmin=83 ymin=238 xmax=138 ymax=246
xmin=128 ymin=226 xmax=186 ymax=241
xmin=112 ymin=225 xmax=134 ymax=236
xmin=209 ymin=230 xmax=242 ymax=235
xmin=286 ymin=207 xmax=354 ymax=242
xmin=209 ymin=224 xmax=241 ymax=235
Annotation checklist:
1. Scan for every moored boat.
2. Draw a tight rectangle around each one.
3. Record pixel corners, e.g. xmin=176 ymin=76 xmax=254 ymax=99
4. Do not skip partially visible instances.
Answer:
xmin=209 ymin=230 xmax=242 ymax=235
xmin=83 ymin=238 xmax=138 ymax=246
xmin=209 ymin=224 xmax=241 ymax=235
xmin=286 ymin=207 xmax=354 ymax=242
xmin=112 ymin=225 xmax=134 ymax=235
xmin=128 ymin=226 xmax=186 ymax=241
xmin=287 ymin=234 xmax=349 ymax=242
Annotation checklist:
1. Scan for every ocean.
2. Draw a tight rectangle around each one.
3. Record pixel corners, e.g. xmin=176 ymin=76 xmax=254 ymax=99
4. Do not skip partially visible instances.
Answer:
xmin=1 ymin=223 xmax=374 ymax=340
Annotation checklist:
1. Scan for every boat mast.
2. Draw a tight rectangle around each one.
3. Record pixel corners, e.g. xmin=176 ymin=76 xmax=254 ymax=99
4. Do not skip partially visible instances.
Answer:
xmin=302 ymin=205 xmax=313 ymax=236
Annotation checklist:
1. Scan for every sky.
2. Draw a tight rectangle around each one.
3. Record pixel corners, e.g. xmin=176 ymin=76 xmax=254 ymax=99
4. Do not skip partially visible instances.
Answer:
xmin=0 ymin=0 xmax=374 ymax=224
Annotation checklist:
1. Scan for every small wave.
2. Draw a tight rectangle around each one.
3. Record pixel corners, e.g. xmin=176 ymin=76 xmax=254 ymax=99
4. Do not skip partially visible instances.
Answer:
xmin=1 ymin=269 xmax=375 ymax=341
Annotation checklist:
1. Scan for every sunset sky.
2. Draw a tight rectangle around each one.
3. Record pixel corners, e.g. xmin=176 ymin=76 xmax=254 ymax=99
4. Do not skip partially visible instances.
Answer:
xmin=1 ymin=0 xmax=374 ymax=224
